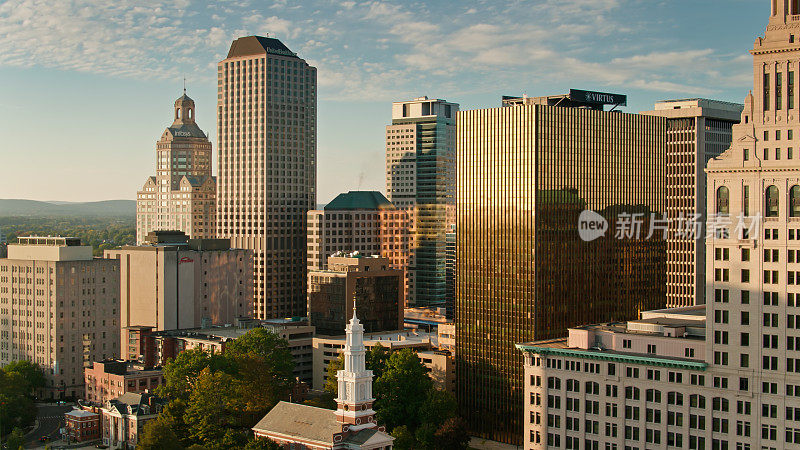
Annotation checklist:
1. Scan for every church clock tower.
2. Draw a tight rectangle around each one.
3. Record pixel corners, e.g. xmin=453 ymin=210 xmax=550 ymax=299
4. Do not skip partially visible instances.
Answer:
xmin=334 ymin=305 xmax=378 ymax=429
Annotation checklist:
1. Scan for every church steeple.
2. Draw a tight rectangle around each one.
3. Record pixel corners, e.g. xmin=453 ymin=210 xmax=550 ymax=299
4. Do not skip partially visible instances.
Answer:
xmin=335 ymin=304 xmax=378 ymax=429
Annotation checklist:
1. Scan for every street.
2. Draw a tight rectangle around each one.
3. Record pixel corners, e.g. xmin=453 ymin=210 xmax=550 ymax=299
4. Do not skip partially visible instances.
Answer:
xmin=23 ymin=403 xmax=73 ymax=448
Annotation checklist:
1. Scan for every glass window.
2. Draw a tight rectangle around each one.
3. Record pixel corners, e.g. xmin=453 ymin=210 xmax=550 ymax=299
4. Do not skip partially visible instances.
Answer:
xmin=766 ymin=185 xmax=779 ymax=217
xmin=791 ymin=186 xmax=800 ymax=217
xmin=717 ymin=186 xmax=730 ymax=214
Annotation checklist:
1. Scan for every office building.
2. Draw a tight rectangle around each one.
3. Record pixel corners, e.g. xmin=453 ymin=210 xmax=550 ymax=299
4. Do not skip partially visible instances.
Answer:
xmin=136 ymin=92 xmax=216 ymax=244
xmin=65 ymin=409 xmax=101 ymax=443
xmin=457 ymin=91 xmax=666 ymax=445
xmin=253 ymin=310 xmax=394 ymax=449
xmin=642 ymin=99 xmax=743 ymax=307
xmin=386 ymin=96 xmax=458 ymax=308
xmin=104 ymin=230 xmax=253 ymax=359
xmin=216 ymin=36 xmax=317 ymax=319
xmin=308 ymin=255 xmax=403 ymax=336
xmin=445 ymin=225 xmax=455 ymax=318
xmin=0 ymin=237 xmax=120 ymax=399
xmin=518 ymin=3 xmax=800 ymax=448
xmin=307 ymin=191 xmax=411 ymax=301
xmin=84 ymin=360 xmax=164 ymax=405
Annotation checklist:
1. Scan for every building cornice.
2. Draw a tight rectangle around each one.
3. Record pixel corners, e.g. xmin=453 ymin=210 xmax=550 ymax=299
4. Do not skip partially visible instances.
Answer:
xmin=516 ymin=344 xmax=708 ymax=371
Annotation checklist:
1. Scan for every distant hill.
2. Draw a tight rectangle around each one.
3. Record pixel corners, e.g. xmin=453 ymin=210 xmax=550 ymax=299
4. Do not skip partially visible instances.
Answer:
xmin=0 ymin=199 xmax=136 ymax=217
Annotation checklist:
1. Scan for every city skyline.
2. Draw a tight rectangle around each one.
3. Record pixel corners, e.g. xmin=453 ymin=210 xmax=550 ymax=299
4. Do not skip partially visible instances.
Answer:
xmin=0 ymin=0 xmax=762 ymax=203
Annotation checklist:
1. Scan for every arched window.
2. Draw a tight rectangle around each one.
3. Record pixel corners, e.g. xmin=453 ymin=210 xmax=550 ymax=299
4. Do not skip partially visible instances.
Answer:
xmin=716 ymin=186 xmax=730 ymax=214
xmin=766 ymin=185 xmax=779 ymax=217
xmin=791 ymin=185 xmax=800 ymax=217
xmin=176 ymin=109 xmax=181 ymax=119
xmin=189 ymin=108 xmax=193 ymax=120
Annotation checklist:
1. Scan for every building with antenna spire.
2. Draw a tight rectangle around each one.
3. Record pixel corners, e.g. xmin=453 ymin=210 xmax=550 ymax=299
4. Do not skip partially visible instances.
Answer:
xmin=136 ymin=92 xmax=216 ymax=244
xmin=252 ymin=308 xmax=395 ymax=449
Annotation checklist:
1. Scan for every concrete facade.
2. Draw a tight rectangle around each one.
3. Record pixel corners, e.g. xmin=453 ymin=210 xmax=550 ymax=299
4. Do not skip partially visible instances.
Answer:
xmin=386 ymin=96 xmax=458 ymax=308
xmin=136 ymin=93 xmax=216 ymax=244
xmin=308 ymin=255 xmax=403 ymax=336
xmin=642 ymin=99 xmax=743 ymax=308
xmin=104 ymin=232 xmax=253 ymax=360
xmin=0 ymin=237 xmax=120 ymax=399
xmin=216 ymin=36 xmax=317 ymax=319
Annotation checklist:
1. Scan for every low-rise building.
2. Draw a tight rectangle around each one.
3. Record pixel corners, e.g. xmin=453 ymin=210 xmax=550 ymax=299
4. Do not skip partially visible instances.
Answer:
xmin=313 ymin=329 xmax=436 ymax=391
xmin=104 ymin=230 xmax=253 ymax=360
xmin=101 ymin=392 xmax=165 ymax=450
xmin=308 ymin=255 xmax=403 ymax=336
xmin=417 ymin=349 xmax=455 ymax=393
xmin=150 ymin=319 xmax=314 ymax=385
xmin=64 ymin=409 xmax=101 ymax=443
xmin=84 ymin=360 xmax=164 ymax=405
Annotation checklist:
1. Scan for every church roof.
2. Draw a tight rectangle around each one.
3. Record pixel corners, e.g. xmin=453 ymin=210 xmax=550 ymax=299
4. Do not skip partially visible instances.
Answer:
xmin=252 ymin=402 xmax=341 ymax=446
xmin=324 ymin=191 xmax=395 ymax=211
xmin=227 ymin=36 xmax=298 ymax=59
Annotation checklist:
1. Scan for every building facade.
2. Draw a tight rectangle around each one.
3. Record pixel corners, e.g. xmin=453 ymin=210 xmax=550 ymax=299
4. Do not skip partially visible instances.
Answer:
xmin=84 ymin=360 xmax=164 ymax=405
xmin=101 ymin=392 xmax=165 ymax=450
xmin=307 ymin=191 xmax=412 ymax=302
xmin=308 ymin=255 xmax=403 ymax=336
xmin=104 ymin=231 xmax=253 ymax=360
xmin=518 ymin=4 xmax=800 ymax=448
xmin=456 ymin=94 xmax=667 ymax=445
xmin=136 ymin=92 xmax=216 ymax=244
xmin=0 ymin=237 xmax=120 ymax=399
xmin=642 ymin=99 xmax=743 ymax=308
xmin=386 ymin=96 xmax=458 ymax=308
xmin=216 ymin=36 xmax=317 ymax=319
xmin=65 ymin=409 xmax=101 ymax=443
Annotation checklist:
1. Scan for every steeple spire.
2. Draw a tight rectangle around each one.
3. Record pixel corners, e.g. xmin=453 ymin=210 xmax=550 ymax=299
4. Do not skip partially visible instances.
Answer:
xmin=335 ymin=299 xmax=377 ymax=429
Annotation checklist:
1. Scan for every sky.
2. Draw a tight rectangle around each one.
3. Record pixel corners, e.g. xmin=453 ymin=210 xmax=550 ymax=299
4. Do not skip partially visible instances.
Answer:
xmin=0 ymin=0 xmax=766 ymax=204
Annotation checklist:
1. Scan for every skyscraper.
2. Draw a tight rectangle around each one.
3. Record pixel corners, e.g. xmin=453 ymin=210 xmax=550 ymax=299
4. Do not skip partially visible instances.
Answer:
xmin=519 ymin=5 xmax=800 ymax=447
xmin=216 ymin=36 xmax=317 ymax=319
xmin=456 ymin=92 xmax=666 ymax=445
xmin=385 ymin=96 xmax=458 ymax=308
xmin=136 ymin=92 xmax=216 ymax=244
xmin=642 ymin=99 xmax=742 ymax=307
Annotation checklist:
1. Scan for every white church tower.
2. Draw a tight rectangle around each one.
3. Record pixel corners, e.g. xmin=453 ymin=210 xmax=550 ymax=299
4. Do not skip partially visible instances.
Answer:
xmin=335 ymin=304 xmax=378 ymax=429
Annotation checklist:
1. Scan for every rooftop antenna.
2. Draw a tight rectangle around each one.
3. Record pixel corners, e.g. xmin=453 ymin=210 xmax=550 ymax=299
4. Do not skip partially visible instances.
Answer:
xmin=183 ymin=76 xmax=186 ymax=95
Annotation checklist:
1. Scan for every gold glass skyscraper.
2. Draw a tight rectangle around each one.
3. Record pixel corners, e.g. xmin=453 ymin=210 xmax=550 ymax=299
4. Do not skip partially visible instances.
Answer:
xmin=216 ymin=36 xmax=317 ymax=318
xmin=456 ymin=96 xmax=667 ymax=445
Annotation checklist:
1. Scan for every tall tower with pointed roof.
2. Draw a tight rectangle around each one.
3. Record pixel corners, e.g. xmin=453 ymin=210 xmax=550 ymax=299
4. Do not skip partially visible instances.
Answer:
xmin=334 ymin=305 xmax=378 ymax=428
xmin=136 ymin=93 xmax=216 ymax=244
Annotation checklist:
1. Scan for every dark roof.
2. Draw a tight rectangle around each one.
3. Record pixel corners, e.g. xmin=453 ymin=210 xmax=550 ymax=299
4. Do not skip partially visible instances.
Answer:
xmin=324 ymin=191 xmax=395 ymax=211
xmin=167 ymin=123 xmax=207 ymax=139
xmin=252 ymin=402 xmax=340 ymax=445
xmin=227 ymin=36 xmax=298 ymax=59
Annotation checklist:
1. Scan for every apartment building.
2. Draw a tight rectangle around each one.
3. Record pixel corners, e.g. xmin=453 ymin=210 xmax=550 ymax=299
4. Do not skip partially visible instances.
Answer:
xmin=84 ymin=360 xmax=164 ymax=405
xmin=0 ymin=237 xmax=120 ymax=399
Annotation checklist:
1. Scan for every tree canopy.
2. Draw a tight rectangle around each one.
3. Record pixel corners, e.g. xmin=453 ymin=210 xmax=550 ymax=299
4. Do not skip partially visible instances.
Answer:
xmin=0 ymin=361 xmax=45 ymax=439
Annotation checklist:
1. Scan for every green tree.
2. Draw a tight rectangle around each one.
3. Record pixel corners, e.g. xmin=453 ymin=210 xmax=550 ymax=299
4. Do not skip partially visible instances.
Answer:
xmin=373 ymin=349 xmax=433 ymax=431
xmin=158 ymin=348 xmax=230 ymax=401
xmin=323 ymin=353 xmax=343 ymax=396
xmin=6 ymin=427 xmax=24 ymax=450
xmin=390 ymin=425 xmax=416 ymax=450
xmin=366 ymin=343 xmax=390 ymax=380
xmin=137 ymin=415 xmax=183 ymax=450
xmin=4 ymin=360 xmax=46 ymax=395
xmin=183 ymin=368 xmax=244 ymax=448
xmin=0 ymin=369 xmax=36 ymax=437
xmin=432 ymin=417 xmax=469 ymax=449
xmin=225 ymin=328 xmax=295 ymax=422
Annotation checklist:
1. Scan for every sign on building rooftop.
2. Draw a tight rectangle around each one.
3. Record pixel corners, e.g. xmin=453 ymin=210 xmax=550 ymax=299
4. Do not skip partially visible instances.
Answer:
xmin=569 ymin=89 xmax=627 ymax=106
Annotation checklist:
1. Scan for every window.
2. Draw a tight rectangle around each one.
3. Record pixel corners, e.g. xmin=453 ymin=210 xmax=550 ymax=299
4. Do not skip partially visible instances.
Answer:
xmin=716 ymin=186 xmax=730 ymax=214
xmin=792 ymin=185 xmax=800 ymax=217
xmin=765 ymin=72 xmax=771 ymax=111
xmin=766 ymin=185 xmax=779 ymax=217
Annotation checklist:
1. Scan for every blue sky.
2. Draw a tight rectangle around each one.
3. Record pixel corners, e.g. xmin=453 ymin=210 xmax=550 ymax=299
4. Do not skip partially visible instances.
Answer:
xmin=0 ymin=0 xmax=765 ymax=203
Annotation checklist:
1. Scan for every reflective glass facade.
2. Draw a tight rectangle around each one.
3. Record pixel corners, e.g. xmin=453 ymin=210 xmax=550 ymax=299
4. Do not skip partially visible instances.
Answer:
xmin=456 ymin=104 xmax=667 ymax=445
